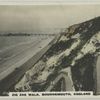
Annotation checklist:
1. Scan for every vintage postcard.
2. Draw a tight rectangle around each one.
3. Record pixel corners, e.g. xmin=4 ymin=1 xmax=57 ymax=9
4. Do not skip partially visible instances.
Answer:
xmin=0 ymin=0 xmax=100 ymax=98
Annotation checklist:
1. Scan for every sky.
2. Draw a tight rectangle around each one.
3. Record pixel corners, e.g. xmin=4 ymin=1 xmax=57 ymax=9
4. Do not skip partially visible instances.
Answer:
xmin=0 ymin=5 xmax=100 ymax=34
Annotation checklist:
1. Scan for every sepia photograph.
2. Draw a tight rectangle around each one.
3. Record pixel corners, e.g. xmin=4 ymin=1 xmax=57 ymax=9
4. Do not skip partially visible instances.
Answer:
xmin=0 ymin=4 xmax=100 ymax=97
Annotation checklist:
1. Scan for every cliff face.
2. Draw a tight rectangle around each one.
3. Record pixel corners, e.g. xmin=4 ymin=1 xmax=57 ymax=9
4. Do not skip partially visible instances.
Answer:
xmin=15 ymin=17 xmax=100 ymax=92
